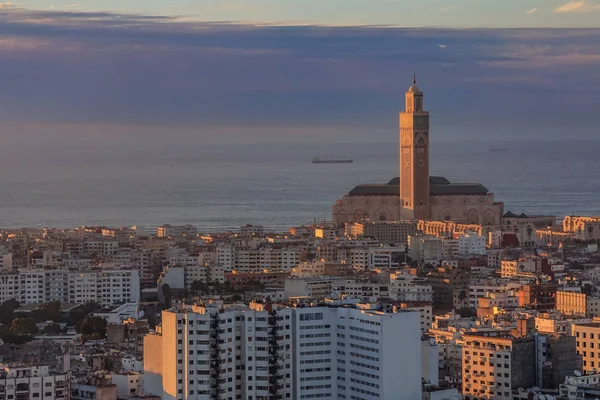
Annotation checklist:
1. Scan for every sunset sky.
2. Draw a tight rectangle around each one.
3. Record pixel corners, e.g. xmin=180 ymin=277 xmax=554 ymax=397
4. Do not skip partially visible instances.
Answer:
xmin=20 ymin=0 xmax=600 ymax=27
xmin=0 ymin=1 xmax=599 ymax=144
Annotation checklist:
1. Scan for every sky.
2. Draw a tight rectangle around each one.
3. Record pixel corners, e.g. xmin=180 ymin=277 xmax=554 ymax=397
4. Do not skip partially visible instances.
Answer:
xmin=18 ymin=0 xmax=600 ymax=28
xmin=0 ymin=1 xmax=599 ymax=145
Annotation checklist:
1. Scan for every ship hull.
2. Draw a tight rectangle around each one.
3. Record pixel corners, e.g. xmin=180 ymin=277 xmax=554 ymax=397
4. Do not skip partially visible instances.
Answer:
xmin=312 ymin=160 xmax=353 ymax=164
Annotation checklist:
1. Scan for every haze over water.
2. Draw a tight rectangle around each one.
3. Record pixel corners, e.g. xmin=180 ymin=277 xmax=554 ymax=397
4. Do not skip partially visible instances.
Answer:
xmin=1 ymin=138 xmax=598 ymax=232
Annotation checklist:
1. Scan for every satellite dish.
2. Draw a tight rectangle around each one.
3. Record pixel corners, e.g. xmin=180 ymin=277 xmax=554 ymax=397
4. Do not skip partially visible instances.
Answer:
xmin=546 ymin=396 xmax=554 ymax=400
xmin=569 ymin=377 xmax=578 ymax=385
xmin=538 ymin=395 xmax=546 ymax=400
xmin=575 ymin=370 xmax=582 ymax=377
xmin=369 ymin=296 xmax=377 ymax=303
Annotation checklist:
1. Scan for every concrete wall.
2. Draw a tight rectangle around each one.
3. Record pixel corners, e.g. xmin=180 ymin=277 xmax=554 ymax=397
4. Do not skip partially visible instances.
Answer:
xmin=143 ymin=334 xmax=163 ymax=397
xmin=511 ymin=338 xmax=536 ymax=390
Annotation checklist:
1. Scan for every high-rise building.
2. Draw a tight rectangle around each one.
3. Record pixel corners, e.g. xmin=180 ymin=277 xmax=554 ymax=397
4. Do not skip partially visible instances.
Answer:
xmin=144 ymin=299 xmax=422 ymax=400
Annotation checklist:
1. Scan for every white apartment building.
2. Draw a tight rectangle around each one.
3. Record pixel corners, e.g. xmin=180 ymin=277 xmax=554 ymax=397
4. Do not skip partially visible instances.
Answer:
xmin=284 ymin=277 xmax=336 ymax=299
xmin=468 ymin=281 xmax=521 ymax=309
xmin=45 ymin=270 xmax=69 ymax=302
xmin=68 ymin=271 xmax=99 ymax=304
xmin=112 ymin=372 xmax=143 ymax=398
xmin=144 ymin=302 xmax=295 ymax=400
xmin=228 ymin=247 xmax=302 ymax=273
xmin=121 ymin=357 xmax=144 ymax=374
xmin=0 ymin=252 xmax=13 ymax=272
xmin=240 ymin=224 xmax=265 ymax=237
xmin=367 ymin=246 xmax=405 ymax=269
xmin=408 ymin=235 xmax=443 ymax=265
xmin=458 ymin=232 xmax=487 ymax=256
xmin=0 ymin=364 xmax=71 ymax=400
xmin=292 ymin=261 xmax=327 ymax=278
xmin=346 ymin=220 xmax=417 ymax=245
xmin=185 ymin=264 xmax=225 ymax=285
xmin=1 ymin=268 xmax=140 ymax=306
xmin=500 ymin=256 xmax=543 ymax=278
xmin=216 ymin=245 xmax=234 ymax=271
xmin=486 ymin=250 xmax=503 ymax=269
xmin=157 ymin=224 xmax=198 ymax=238
xmin=389 ymin=272 xmax=433 ymax=302
xmin=441 ymin=238 xmax=459 ymax=260
xmin=331 ymin=280 xmax=390 ymax=299
xmin=82 ymin=240 xmax=119 ymax=256
xmin=19 ymin=270 xmax=47 ymax=304
xmin=0 ymin=273 xmax=19 ymax=303
xmin=397 ymin=302 xmax=433 ymax=334
xmin=97 ymin=270 xmax=140 ymax=306
xmin=144 ymin=299 xmax=422 ymax=400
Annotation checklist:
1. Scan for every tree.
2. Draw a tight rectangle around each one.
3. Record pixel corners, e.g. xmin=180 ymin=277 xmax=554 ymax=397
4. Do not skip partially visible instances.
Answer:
xmin=0 ymin=299 xmax=20 ymax=325
xmin=78 ymin=316 xmax=107 ymax=338
xmin=42 ymin=323 xmax=64 ymax=335
xmin=0 ymin=329 xmax=34 ymax=345
xmin=10 ymin=318 xmax=38 ymax=335
xmin=222 ymin=280 xmax=235 ymax=295
xmin=31 ymin=301 xmax=62 ymax=323
xmin=457 ymin=307 xmax=474 ymax=318
xmin=191 ymin=280 xmax=210 ymax=296
xmin=66 ymin=302 xmax=101 ymax=327
xmin=161 ymin=284 xmax=172 ymax=309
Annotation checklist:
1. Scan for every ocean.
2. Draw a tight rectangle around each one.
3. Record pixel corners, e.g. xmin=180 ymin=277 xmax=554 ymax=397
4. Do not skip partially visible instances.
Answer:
xmin=1 ymin=139 xmax=599 ymax=232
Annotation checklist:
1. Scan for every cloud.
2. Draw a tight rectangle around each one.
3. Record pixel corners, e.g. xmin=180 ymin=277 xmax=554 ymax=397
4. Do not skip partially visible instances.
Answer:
xmin=526 ymin=8 xmax=538 ymax=15
xmin=0 ymin=8 xmax=597 ymax=141
xmin=438 ymin=4 xmax=456 ymax=12
xmin=554 ymin=1 xmax=600 ymax=13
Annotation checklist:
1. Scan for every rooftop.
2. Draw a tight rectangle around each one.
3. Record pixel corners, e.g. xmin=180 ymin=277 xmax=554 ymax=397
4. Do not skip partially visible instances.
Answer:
xmin=348 ymin=176 xmax=489 ymax=197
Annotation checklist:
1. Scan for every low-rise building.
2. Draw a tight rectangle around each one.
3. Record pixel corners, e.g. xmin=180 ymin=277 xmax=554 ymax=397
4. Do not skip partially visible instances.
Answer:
xmin=462 ymin=333 xmax=535 ymax=400
xmin=0 ymin=364 xmax=71 ymax=400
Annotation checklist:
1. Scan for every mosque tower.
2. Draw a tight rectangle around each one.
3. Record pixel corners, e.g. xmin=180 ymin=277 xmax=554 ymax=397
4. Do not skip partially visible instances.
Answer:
xmin=399 ymin=75 xmax=430 ymax=220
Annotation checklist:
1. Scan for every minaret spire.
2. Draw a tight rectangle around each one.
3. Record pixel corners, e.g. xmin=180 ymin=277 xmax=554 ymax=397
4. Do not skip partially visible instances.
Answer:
xmin=413 ymin=73 xmax=417 ymax=85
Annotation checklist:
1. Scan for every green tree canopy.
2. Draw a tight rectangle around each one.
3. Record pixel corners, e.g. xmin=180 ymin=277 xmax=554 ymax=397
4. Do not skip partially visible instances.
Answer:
xmin=42 ymin=323 xmax=65 ymax=335
xmin=10 ymin=318 xmax=38 ymax=335
xmin=0 ymin=299 xmax=20 ymax=325
xmin=78 ymin=316 xmax=107 ymax=338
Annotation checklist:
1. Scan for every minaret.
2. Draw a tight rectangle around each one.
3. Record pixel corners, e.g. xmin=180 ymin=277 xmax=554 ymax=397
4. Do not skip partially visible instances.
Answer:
xmin=399 ymin=75 xmax=430 ymax=220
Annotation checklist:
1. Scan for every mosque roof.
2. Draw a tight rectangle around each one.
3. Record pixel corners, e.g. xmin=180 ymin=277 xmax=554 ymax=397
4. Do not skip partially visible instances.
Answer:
xmin=347 ymin=176 xmax=489 ymax=197
xmin=429 ymin=183 xmax=488 ymax=196
xmin=503 ymin=211 xmax=529 ymax=218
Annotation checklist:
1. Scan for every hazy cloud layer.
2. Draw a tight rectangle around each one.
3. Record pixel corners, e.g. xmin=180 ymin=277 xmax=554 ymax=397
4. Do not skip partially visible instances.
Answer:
xmin=0 ymin=8 xmax=599 ymax=142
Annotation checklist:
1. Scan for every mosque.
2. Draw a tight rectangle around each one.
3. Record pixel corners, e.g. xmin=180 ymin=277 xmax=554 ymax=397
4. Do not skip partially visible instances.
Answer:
xmin=333 ymin=77 xmax=505 ymax=228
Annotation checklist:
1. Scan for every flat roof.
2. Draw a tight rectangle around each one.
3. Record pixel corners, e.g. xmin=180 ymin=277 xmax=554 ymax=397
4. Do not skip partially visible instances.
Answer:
xmin=347 ymin=176 xmax=489 ymax=197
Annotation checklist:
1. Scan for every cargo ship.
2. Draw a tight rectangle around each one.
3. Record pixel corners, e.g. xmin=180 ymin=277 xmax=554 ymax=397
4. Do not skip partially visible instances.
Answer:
xmin=312 ymin=157 xmax=353 ymax=164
